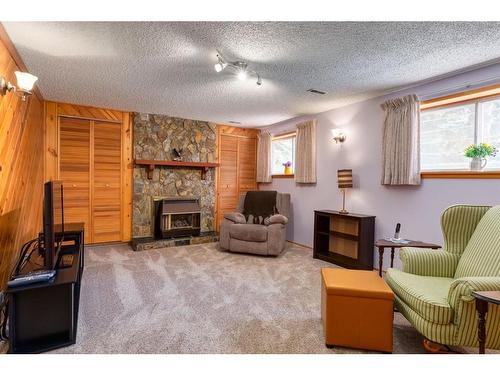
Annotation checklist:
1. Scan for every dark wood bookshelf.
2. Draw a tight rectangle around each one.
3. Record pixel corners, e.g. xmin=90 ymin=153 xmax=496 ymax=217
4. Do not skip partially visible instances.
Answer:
xmin=313 ymin=210 xmax=375 ymax=270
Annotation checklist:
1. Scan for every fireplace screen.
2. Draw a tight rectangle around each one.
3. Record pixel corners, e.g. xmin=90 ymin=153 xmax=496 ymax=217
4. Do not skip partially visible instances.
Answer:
xmin=155 ymin=198 xmax=201 ymax=239
xmin=163 ymin=213 xmax=195 ymax=230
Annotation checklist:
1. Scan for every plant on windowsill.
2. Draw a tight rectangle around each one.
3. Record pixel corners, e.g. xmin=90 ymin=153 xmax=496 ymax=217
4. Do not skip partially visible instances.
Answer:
xmin=464 ymin=143 xmax=498 ymax=171
xmin=282 ymin=161 xmax=293 ymax=175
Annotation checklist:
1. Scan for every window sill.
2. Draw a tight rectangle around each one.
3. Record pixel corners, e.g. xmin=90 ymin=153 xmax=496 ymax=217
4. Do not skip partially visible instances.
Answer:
xmin=421 ymin=170 xmax=500 ymax=179
xmin=272 ymin=174 xmax=294 ymax=179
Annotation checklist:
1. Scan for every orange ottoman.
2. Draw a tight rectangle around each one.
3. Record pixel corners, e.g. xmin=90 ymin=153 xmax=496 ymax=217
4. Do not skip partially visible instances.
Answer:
xmin=321 ymin=268 xmax=394 ymax=352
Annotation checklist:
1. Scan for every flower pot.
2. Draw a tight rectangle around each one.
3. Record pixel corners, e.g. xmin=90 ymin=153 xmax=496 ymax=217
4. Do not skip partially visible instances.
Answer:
xmin=470 ymin=157 xmax=487 ymax=171
xmin=284 ymin=166 xmax=292 ymax=175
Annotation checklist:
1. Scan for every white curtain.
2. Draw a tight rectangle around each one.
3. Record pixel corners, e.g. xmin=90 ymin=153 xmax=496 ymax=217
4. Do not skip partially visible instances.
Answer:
xmin=295 ymin=120 xmax=317 ymax=184
xmin=381 ymin=94 xmax=421 ymax=185
xmin=256 ymin=130 xmax=272 ymax=183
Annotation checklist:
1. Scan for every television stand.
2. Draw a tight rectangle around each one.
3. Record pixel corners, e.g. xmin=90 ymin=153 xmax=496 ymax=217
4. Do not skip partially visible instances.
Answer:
xmin=6 ymin=222 xmax=84 ymax=353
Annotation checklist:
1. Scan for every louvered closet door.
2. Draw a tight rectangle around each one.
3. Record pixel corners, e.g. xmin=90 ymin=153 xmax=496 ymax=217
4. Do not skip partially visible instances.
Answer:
xmin=93 ymin=121 xmax=122 ymax=242
xmin=237 ymin=137 xmax=257 ymax=194
xmin=217 ymin=134 xmax=239 ymax=227
xmin=59 ymin=117 xmax=91 ymax=243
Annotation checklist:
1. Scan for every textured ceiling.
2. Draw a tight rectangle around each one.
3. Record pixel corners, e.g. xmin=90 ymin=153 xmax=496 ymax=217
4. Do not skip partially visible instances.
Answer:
xmin=4 ymin=22 xmax=500 ymax=126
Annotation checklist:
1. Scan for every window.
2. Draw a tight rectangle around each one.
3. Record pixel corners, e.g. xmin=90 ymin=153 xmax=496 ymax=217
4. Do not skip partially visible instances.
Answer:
xmin=420 ymin=88 xmax=500 ymax=172
xmin=271 ymin=132 xmax=296 ymax=175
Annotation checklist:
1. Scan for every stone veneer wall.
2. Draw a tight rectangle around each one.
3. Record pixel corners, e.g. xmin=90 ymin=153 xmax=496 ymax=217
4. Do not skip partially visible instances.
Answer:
xmin=133 ymin=113 xmax=217 ymax=237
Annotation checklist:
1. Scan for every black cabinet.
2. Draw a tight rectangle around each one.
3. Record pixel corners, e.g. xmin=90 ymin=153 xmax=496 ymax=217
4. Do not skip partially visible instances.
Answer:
xmin=7 ymin=223 xmax=84 ymax=353
xmin=313 ymin=210 xmax=375 ymax=270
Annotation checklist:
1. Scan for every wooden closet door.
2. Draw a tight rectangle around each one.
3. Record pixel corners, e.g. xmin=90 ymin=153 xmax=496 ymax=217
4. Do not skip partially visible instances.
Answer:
xmin=59 ymin=117 xmax=91 ymax=243
xmin=237 ymin=137 xmax=257 ymax=195
xmin=93 ymin=121 xmax=122 ymax=242
xmin=217 ymin=134 xmax=239 ymax=227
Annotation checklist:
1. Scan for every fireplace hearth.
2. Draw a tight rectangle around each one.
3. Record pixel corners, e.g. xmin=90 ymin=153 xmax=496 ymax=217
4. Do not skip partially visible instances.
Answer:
xmin=154 ymin=197 xmax=201 ymax=238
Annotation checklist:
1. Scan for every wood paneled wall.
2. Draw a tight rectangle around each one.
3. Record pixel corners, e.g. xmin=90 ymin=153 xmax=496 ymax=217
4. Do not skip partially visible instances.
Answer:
xmin=0 ymin=27 xmax=45 ymax=288
xmin=44 ymin=101 xmax=133 ymax=243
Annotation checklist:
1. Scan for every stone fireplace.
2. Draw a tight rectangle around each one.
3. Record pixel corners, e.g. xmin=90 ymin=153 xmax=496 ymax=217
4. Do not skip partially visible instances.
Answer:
xmin=132 ymin=112 xmax=217 ymax=248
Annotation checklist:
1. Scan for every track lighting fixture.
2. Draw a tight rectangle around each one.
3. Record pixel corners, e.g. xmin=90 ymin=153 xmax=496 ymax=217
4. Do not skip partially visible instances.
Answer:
xmin=0 ymin=71 xmax=38 ymax=101
xmin=214 ymin=54 xmax=227 ymax=73
xmin=213 ymin=51 xmax=262 ymax=86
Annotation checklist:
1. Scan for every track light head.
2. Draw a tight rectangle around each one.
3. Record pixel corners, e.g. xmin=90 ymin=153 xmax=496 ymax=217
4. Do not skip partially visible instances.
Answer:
xmin=237 ymin=69 xmax=247 ymax=81
xmin=214 ymin=62 xmax=224 ymax=72
xmin=214 ymin=54 xmax=227 ymax=73
xmin=234 ymin=61 xmax=248 ymax=81
xmin=256 ymin=75 xmax=262 ymax=86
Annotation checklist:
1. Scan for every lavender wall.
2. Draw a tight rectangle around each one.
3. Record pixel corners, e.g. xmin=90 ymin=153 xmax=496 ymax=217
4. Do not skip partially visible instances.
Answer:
xmin=260 ymin=63 xmax=500 ymax=271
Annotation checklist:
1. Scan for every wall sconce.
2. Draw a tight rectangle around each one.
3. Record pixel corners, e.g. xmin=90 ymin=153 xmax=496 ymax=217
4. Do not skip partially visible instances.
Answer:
xmin=331 ymin=129 xmax=346 ymax=144
xmin=0 ymin=71 xmax=38 ymax=101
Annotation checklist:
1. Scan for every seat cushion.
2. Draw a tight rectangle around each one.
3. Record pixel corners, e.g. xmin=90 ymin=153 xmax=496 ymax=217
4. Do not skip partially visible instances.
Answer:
xmin=321 ymin=268 xmax=394 ymax=300
xmin=386 ymin=268 xmax=454 ymax=324
xmin=229 ymin=224 xmax=267 ymax=242
xmin=229 ymin=238 xmax=268 ymax=256
xmin=454 ymin=205 xmax=500 ymax=278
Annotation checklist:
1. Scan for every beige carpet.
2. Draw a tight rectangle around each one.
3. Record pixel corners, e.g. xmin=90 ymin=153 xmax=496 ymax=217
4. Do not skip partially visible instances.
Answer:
xmin=46 ymin=241 xmax=439 ymax=354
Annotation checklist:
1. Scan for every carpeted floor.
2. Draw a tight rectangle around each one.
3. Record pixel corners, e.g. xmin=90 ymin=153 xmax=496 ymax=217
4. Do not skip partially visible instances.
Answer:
xmin=49 ymin=241 xmax=435 ymax=354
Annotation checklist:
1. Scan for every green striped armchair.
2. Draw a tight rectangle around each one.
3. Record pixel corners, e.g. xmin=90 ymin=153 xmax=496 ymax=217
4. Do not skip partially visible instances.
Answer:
xmin=386 ymin=205 xmax=500 ymax=350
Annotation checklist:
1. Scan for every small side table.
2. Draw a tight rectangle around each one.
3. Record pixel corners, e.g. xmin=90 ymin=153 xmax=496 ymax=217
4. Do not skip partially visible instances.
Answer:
xmin=374 ymin=239 xmax=440 ymax=277
xmin=472 ymin=291 xmax=500 ymax=354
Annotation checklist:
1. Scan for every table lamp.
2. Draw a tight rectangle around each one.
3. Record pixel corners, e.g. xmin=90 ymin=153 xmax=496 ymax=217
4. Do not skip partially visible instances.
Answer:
xmin=337 ymin=169 xmax=353 ymax=214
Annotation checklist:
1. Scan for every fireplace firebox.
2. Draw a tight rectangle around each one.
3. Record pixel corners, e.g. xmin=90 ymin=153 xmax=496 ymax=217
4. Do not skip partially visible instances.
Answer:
xmin=154 ymin=197 xmax=201 ymax=238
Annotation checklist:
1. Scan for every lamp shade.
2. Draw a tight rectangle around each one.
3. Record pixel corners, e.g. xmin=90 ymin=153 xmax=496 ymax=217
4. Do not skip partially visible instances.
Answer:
xmin=337 ymin=169 xmax=353 ymax=189
xmin=14 ymin=71 xmax=38 ymax=92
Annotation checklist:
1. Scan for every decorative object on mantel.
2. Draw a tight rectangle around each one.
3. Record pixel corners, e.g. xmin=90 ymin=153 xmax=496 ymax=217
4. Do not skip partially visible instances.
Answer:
xmin=464 ymin=143 xmax=497 ymax=171
xmin=172 ymin=148 xmax=184 ymax=161
xmin=337 ymin=169 xmax=353 ymax=214
xmin=331 ymin=128 xmax=346 ymax=144
xmin=282 ymin=161 xmax=292 ymax=175
xmin=134 ymin=159 xmax=220 ymax=180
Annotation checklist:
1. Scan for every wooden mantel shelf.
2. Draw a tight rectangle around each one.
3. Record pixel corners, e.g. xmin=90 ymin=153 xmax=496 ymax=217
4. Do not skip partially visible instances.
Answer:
xmin=134 ymin=159 xmax=220 ymax=180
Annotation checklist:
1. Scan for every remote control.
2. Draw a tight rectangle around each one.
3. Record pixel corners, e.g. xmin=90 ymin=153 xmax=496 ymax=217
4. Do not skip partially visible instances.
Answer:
xmin=7 ymin=270 xmax=56 ymax=288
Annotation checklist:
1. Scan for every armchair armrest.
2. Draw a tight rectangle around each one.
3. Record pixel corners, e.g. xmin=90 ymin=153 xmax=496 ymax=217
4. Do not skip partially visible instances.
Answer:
xmin=448 ymin=277 xmax=500 ymax=309
xmin=264 ymin=214 xmax=288 ymax=226
xmin=223 ymin=212 xmax=246 ymax=224
xmin=400 ymin=247 xmax=459 ymax=277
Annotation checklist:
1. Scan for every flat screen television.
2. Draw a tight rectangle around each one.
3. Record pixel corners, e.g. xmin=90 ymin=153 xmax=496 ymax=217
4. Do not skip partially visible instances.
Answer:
xmin=43 ymin=180 xmax=64 ymax=269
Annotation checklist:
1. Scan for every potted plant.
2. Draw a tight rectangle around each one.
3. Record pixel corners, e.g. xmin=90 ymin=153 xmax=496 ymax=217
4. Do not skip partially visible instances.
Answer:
xmin=282 ymin=161 xmax=292 ymax=175
xmin=463 ymin=143 xmax=497 ymax=171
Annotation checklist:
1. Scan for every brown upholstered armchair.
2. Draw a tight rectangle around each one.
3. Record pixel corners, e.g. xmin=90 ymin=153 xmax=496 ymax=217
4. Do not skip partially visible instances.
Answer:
xmin=219 ymin=191 xmax=291 ymax=256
